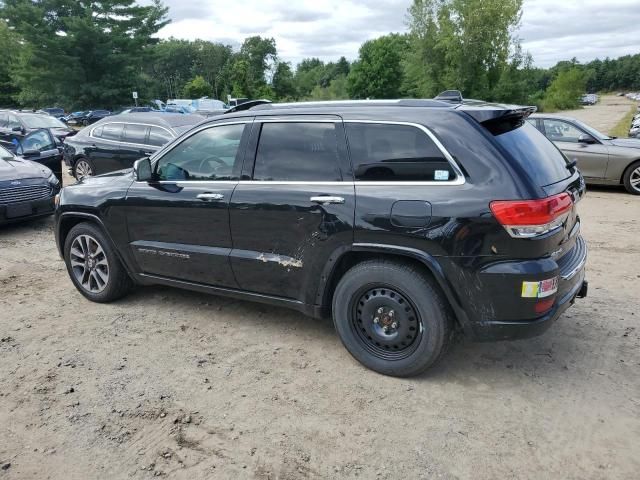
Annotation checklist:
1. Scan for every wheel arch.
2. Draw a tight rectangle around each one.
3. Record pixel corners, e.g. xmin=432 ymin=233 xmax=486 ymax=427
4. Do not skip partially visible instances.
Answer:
xmin=56 ymin=212 xmax=135 ymax=278
xmin=317 ymin=243 xmax=472 ymax=335
xmin=620 ymin=158 xmax=640 ymax=185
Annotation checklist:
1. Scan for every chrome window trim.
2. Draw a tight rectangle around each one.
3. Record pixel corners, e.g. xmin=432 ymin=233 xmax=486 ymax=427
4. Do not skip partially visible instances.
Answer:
xmin=343 ymin=120 xmax=466 ymax=186
xmin=90 ymin=122 xmax=175 ymax=148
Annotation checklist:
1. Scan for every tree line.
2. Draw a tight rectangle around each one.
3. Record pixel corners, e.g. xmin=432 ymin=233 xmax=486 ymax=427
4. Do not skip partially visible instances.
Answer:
xmin=0 ymin=0 xmax=638 ymax=111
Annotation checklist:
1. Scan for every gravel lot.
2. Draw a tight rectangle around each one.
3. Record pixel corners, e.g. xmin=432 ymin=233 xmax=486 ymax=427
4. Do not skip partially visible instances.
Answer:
xmin=1 ymin=97 xmax=639 ymax=479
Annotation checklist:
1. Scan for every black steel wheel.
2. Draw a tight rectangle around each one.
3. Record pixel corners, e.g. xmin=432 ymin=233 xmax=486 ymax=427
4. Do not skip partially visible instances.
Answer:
xmin=351 ymin=286 xmax=423 ymax=361
xmin=333 ymin=260 xmax=454 ymax=377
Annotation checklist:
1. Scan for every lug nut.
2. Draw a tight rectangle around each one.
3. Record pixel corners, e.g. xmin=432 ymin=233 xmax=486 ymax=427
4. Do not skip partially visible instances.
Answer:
xmin=377 ymin=307 xmax=384 ymax=314
xmin=383 ymin=326 xmax=389 ymax=333
xmin=391 ymin=322 xmax=398 ymax=329
xmin=389 ymin=310 xmax=395 ymax=317
xmin=373 ymin=317 xmax=379 ymax=324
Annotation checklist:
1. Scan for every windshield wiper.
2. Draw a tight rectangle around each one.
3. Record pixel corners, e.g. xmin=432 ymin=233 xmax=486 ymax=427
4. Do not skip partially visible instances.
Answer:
xmin=566 ymin=159 xmax=577 ymax=170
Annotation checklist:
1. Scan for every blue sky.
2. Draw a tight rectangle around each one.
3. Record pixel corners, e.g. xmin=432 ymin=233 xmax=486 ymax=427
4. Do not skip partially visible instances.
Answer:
xmin=147 ymin=0 xmax=640 ymax=68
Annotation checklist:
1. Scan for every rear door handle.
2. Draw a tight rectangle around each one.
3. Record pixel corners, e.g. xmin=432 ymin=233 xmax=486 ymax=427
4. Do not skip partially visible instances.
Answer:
xmin=197 ymin=193 xmax=224 ymax=201
xmin=310 ymin=196 xmax=345 ymax=205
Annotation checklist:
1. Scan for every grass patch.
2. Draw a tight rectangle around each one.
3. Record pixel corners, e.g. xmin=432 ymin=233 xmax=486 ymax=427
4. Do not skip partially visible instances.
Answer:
xmin=609 ymin=103 xmax=637 ymax=138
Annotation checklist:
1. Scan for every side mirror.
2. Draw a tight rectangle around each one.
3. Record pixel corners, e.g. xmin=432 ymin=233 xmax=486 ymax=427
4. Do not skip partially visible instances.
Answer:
xmin=12 ymin=126 xmax=22 ymax=132
xmin=578 ymin=133 xmax=596 ymax=144
xmin=133 ymin=157 xmax=153 ymax=182
xmin=22 ymin=149 xmax=40 ymax=158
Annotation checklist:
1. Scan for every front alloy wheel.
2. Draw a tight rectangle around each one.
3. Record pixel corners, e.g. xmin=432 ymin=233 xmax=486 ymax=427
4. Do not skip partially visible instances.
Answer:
xmin=69 ymin=234 xmax=110 ymax=293
xmin=625 ymin=164 xmax=640 ymax=194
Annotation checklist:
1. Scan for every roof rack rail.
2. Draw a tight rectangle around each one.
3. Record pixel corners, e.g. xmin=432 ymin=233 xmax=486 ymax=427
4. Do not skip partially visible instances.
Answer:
xmin=248 ymin=99 xmax=453 ymax=111
xmin=224 ymin=99 xmax=272 ymax=114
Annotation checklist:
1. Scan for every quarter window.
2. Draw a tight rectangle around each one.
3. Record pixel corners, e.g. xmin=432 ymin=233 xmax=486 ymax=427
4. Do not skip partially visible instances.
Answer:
xmin=100 ymin=123 xmax=123 ymax=141
xmin=346 ymin=123 xmax=454 ymax=182
xmin=147 ymin=126 xmax=172 ymax=146
xmin=22 ymin=130 xmax=54 ymax=152
xmin=156 ymin=123 xmax=246 ymax=181
xmin=253 ymin=122 xmax=341 ymax=181
xmin=123 ymin=124 xmax=148 ymax=144
xmin=542 ymin=119 xmax=583 ymax=143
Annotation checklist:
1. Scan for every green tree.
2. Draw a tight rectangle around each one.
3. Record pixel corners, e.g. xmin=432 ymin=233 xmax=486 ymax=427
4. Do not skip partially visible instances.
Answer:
xmin=272 ymin=61 xmax=296 ymax=100
xmin=0 ymin=20 xmax=22 ymax=107
xmin=1 ymin=0 xmax=169 ymax=109
xmin=347 ymin=34 xmax=408 ymax=99
xmin=405 ymin=0 xmax=522 ymax=99
xmin=543 ymin=67 xmax=586 ymax=111
xmin=182 ymin=75 xmax=212 ymax=98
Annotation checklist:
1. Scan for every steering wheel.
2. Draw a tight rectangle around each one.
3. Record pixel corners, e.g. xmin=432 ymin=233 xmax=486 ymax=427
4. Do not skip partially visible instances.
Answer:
xmin=196 ymin=155 xmax=228 ymax=178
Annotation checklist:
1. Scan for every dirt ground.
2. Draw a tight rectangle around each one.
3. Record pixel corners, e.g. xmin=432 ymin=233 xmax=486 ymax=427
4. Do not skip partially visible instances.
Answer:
xmin=1 ymin=97 xmax=639 ymax=480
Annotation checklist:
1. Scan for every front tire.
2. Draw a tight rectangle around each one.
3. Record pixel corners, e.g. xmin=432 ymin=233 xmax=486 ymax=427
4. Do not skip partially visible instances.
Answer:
xmin=63 ymin=222 xmax=132 ymax=303
xmin=622 ymin=160 xmax=640 ymax=195
xmin=332 ymin=260 xmax=454 ymax=377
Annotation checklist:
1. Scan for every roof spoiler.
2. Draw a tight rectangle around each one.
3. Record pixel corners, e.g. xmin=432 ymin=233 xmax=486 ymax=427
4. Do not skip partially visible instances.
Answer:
xmin=434 ymin=90 xmax=463 ymax=103
xmin=224 ymin=99 xmax=272 ymax=114
xmin=457 ymin=105 xmax=537 ymax=124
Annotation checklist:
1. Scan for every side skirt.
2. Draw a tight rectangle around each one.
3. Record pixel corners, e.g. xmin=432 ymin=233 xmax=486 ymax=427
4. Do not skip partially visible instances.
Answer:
xmin=135 ymin=273 xmax=326 ymax=319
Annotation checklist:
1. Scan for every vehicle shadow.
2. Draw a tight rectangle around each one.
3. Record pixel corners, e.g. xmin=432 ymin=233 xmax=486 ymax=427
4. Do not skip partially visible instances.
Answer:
xmin=0 ymin=216 xmax=53 ymax=235
xmin=117 ymin=284 xmax=589 ymax=384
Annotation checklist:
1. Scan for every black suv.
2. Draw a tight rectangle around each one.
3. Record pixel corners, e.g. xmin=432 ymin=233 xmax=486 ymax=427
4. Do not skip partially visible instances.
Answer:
xmin=54 ymin=100 xmax=588 ymax=376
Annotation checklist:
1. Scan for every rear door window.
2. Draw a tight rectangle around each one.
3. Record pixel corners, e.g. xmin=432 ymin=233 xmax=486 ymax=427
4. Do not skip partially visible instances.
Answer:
xmin=101 ymin=123 xmax=123 ymax=141
xmin=147 ymin=126 xmax=172 ymax=146
xmin=253 ymin=122 xmax=341 ymax=181
xmin=123 ymin=124 xmax=148 ymax=144
xmin=346 ymin=122 xmax=455 ymax=182
xmin=492 ymin=121 xmax=571 ymax=186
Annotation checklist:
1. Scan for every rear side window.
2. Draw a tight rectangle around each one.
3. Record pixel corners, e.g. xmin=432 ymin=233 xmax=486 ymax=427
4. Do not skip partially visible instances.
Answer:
xmin=492 ymin=121 xmax=571 ymax=186
xmin=253 ymin=122 xmax=341 ymax=181
xmin=147 ymin=126 xmax=172 ymax=146
xmin=100 ymin=123 xmax=123 ymax=141
xmin=346 ymin=123 xmax=454 ymax=182
xmin=123 ymin=124 xmax=148 ymax=144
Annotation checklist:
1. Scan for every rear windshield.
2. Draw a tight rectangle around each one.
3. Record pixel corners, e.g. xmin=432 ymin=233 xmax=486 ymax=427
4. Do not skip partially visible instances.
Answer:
xmin=492 ymin=121 xmax=571 ymax=186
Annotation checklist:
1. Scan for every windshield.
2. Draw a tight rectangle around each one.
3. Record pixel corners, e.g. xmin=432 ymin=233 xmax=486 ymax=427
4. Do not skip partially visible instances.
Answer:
xmin=0 ymin=145 xmax=14 ymax=160
xmin=573 ymin=119 xmax=612 ymax=140
xmin=21 ymin=114 xmax=67 ymax=129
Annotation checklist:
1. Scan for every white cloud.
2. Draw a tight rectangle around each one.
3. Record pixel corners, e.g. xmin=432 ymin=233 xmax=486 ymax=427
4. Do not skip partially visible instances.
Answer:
xmin=146 ymin=0 xmax=640 ymax=67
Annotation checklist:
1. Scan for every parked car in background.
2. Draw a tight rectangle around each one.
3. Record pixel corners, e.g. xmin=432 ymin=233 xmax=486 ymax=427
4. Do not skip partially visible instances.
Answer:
xmin=62 ymin=112 xmax=203 ymax=180
xmin=77 ymin=110 xmax=111 ymax=126
xmin=529 ymin=113 xmax=640 ymax=194
xmin=55 ymin=98 xmax=588 ymax=376
xmin=0 ymin=143 xmax=61 ymax=226
xmin=62 ymin=111 xmax=87 ymax=124
xmin=164 ymin=104 xmax=194 ymax=114
xmin=0 ymin=110 xmax=75 ymax=152
xmin=40 ymin=107 xmax=66 ymax=119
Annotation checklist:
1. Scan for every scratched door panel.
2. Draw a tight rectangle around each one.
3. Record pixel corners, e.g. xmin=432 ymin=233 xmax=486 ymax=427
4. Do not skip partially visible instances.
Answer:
xmin=228 ymin=183 xmax=355 ymax=302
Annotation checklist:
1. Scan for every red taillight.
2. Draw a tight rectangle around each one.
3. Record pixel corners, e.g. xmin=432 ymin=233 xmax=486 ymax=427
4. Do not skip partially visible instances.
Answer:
xmin=490 ymin=193 xmax=573 ymax=238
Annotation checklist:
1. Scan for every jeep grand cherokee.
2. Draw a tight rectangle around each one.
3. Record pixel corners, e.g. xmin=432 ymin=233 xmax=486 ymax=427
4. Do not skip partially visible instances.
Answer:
xmin=54 ymin=99 xmax=588 ymax=377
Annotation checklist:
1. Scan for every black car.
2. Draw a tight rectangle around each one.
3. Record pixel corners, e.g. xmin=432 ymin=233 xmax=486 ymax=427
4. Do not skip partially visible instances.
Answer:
xmin=78 ymin=110 xmax=111 ymax=126
xmin=54 ymin=99 xmax=588 ymax=377
xmin=41 ymin=107 xmax=66 ymax=119
xmin=63 ymin=112 xmax=204 ymax=180
xmin=0 ymin=110 xmax=75 ymax=151
xmin=0 ymin=144 xmax=61 ymax=226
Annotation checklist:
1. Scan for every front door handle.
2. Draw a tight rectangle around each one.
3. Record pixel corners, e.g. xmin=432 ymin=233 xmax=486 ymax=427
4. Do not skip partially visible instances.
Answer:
xmin=197 ymin=193 xmax=224 ymax=201
xmin=310 ymin=196 xmax=345 ymax=205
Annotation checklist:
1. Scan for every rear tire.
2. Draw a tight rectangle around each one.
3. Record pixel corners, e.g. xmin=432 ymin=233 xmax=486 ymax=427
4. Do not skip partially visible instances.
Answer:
xmin=63 ymin=222 xmax=132 ymax=303
xmin=332 ymin=260 xmax=454 ymax=377
xmin=622 ymin=160 xmax=640 ymax=195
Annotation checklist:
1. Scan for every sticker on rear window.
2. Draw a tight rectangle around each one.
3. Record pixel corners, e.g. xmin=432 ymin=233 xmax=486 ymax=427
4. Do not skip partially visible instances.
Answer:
xmin=434 ymin=170 xmax=450 ymax=181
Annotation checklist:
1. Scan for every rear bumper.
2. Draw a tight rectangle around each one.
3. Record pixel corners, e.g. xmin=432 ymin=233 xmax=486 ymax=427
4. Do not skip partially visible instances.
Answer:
xmin=457 ymin=235 xmax=588 ymax=341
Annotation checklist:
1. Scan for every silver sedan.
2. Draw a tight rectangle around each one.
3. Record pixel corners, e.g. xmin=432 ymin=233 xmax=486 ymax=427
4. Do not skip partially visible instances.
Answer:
xmin=529 ymin=114 xmax=640 ymax=195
